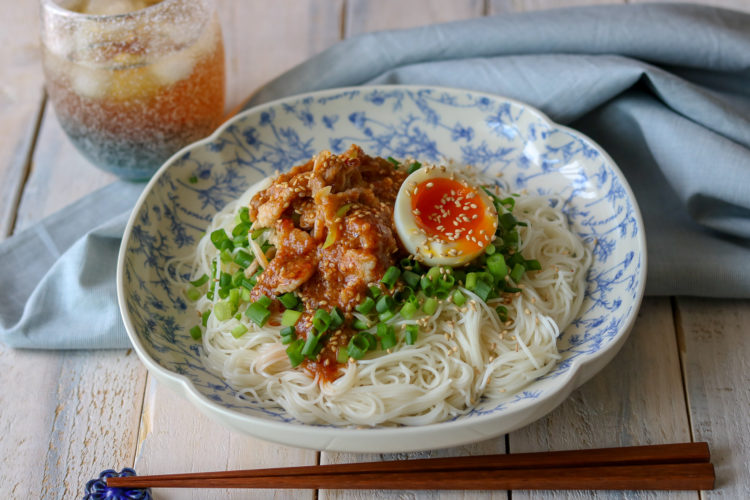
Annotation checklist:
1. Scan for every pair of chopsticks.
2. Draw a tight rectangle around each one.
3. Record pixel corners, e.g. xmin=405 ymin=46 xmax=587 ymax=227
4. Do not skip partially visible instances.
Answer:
xmin=107 ymin=442 xmax=714 ymax=491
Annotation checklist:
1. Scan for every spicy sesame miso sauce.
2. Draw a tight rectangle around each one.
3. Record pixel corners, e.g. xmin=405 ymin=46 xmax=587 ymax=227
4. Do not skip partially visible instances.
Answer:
xmin=247 ymin=145 xmax=406 ymax=381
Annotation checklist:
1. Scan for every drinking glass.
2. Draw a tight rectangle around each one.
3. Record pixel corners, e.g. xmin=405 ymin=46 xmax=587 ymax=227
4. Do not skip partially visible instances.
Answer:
xmin=40 ymin=0 xmax=225 ymax=180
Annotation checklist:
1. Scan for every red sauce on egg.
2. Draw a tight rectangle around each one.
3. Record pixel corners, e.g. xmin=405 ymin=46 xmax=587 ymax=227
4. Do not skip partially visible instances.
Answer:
xmin=411 ymin=177 xmax=494 ymax=253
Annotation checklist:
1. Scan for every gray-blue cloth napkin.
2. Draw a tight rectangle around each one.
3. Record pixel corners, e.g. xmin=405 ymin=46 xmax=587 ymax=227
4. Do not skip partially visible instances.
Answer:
xmin=1 ymin=3 xmax=749 ymax=349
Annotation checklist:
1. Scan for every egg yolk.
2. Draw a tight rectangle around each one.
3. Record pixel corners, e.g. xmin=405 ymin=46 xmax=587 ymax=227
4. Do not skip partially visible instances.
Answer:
xmin=410 ymin=177 xmax=495 ymax=254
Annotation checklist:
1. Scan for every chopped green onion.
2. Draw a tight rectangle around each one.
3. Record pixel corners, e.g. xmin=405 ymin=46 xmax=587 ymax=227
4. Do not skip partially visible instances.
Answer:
xmin=322 ymin=228 xmax=336 ymax=249
xmin=185 ymin=287 xmax=202 ymax=301
xmin=465 ymin=272 xmax=478 ymax=291
xmin=286 ymin=339 xmax=305 ymax=367
xmin=213 ymin=301 xmax=232 ymax=321
xmin=232 ymin=222 xmax=250 ymax=237
xmin=219 ymin=272 xmax=232 ymax=289
xmin=281 ymin=309 xmax=302 ymax=327
xmin=239 ymin=278 xmax=255 ymax=291
xmin=189 ymin=175 xmax=198 ymax=184
xmin=361 ymin=332 xmax=377 ymax=350
xmin=278 ymin=293 xmax=299 ymax=309
xmin=189 ymin=325 xmax=202 ymax=340
xmin=525 ymin=259 xmax=542 ymax=271
xmin=228 ymin=288 xmax=240 ymax=309
xmin=487 ymin=253 xmax=508 ymax=279
xmin=233 ymin=234 xmax=248 ymax=247
xmin=352 ymin=318 xmax=370 ymax=330
xmin=426 ymin=267 xmax=441 ymax=281
xmin=381 ymin=266 xmax=401 ymax=288
xmin=229 ymin=270 xmax=243 ymax=288
xmin=233 ymin=250 xmax=254 ymax=268
xmin=407 ymin=161 xmax=422 ymax=174
xmin=375 ymin=295 xmax=395 ymax=314
xmin=422 ymin=297 xmax=439 ymax=315
xmin=452 ymin=289 xmax=467 ymax=307
xmin=312 ymin=309 xmax=331 ymax=332
xmin=496 ymin=305 xmax=509 ymax=322
xmin=280 ymin=326 xmax=296 ymax=344
xmin=504 ymin=230 xmax=519 ymax=249
xmin=201 ymin=310 xmax=211 ymax=327
xmin=335 ymin=204 xmax=352 ymax=217
xmin=336 ymin=347 xmax=350 ymax=363
xmin=420 ymin=275 xmax=436 ymax=296
xmin=510 ymin=263 xmax=525 ymax=283
xmin=355 ymin=297 xmax=375 ymax=315
xmin=238 ymin=206 xmax=250 ymax=223
xmin=347 ymin=334 xmax=369 ymax=359
xmin=301 ymin=332 xmax=322 ymax=357
xmin=369 ymin=286 xmax=382 ymax=299
xmin=399 ymin=301 xmax=417 ymax=319
xmin=376 ymin=323 xmax=397 ymax=350
xmin=217 ymin=288 xmax=229 ymax=299
xmin=473 ymin=279 xmax=493 ymax=301
xmin=190 ymin=274 xmax=209 ymax=287
xmin=401 ymin=270 xmax=420 ymax=288
xmin=329 ymin=307 xmax=345 ymax=329
xmin=437 ymin=275 xmax=455 ymax=291
xmin=386 ymin=156 xmax=400 ymax=167
xmin=499 ymin=196 xmax=515 ymax=211
xmin=240 ymin=287 xmax=251 ymax=302
xmin=378 ymin=310 xmax=396 ymax=322
xmin=210 ymin=228 xmax=230 ymax=249
xmin=231 ymin=324 xmax=248 ymax=338
xmin=245 ymin=297 xmax=271 ymax=326
xmin=220 ymin=248 xmax=233 ymax=263
xmin=484 ymin=244 xmax=496 ymax=256
xmin=251 ymin=227 xmax=268 ymax=240
xmin=499 ymin=213 xmax=518 ymax=231
xmin=405 ymin=324 xmax=418 ymax=345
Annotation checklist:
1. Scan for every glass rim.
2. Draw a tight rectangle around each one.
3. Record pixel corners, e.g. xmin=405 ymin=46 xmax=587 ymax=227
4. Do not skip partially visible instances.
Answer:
xmin=40 ymin=0 xmax=199 ymax=22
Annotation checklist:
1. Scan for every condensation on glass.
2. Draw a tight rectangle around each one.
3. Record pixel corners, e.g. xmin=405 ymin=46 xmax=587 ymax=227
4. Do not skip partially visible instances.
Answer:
xmin=41 ymin=0 xmax=225 ymax=179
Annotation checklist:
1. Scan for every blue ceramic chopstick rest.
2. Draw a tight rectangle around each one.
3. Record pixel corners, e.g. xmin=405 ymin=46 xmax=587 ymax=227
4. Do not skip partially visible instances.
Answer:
xmin=83 ymin=468 xmax=152 ymax=500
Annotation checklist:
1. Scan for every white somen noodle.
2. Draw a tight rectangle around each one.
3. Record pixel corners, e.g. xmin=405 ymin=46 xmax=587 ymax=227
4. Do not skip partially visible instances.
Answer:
xmin=180 ymin=174 xmax=591 ymax=426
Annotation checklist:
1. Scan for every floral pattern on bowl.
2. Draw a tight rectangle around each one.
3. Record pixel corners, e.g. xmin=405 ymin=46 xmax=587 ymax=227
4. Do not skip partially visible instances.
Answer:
xmin=117 ymin=85 xmax=646 ymax=452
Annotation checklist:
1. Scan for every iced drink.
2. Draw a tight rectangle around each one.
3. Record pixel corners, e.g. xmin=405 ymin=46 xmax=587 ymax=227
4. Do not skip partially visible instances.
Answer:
xmin=41 ymin=0 xmax=225 ymax=179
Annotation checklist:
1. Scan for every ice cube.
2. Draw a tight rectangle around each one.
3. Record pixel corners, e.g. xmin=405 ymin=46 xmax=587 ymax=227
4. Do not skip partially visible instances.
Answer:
xmin=70 ymin=63 xmax=110 ymax=99
xmin=149 ymin=51 xmax=195 ymax=87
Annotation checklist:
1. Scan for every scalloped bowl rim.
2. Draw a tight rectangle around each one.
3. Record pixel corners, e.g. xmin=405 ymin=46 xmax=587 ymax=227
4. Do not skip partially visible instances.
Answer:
xmin=116 ymin=84 xmax=647 ymax=452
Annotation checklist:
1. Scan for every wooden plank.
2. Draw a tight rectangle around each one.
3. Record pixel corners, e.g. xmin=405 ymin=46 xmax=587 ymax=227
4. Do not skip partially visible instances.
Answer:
xmin=13 ymin=108 xmax=117 ymax=232
xmin=0 ymin=347 xmax=146 ymax=499
xmin=319 ymin=3 xmax=506 ymax=499
xmin=675 ymin=298 xmax=750 ymax=499
xmin=132 ymin=377 xmax=317 ymax=500
xmin=0 ymin=1 xmax=45 ymax=238
xmin=131 ymin=1 xmax=343 ymax=493
xmin=219 ymin=0 xmax=344 ymax=109
xmin=489 ymin=0 xmax=624 ymax=14
xmin=345 ymin=0 xmax=485 ymax=35
xmin=509 ymin=297 xmax=694 ymax=499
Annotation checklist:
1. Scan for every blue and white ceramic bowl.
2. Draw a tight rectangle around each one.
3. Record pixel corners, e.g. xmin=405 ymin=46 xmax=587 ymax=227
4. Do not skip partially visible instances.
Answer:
xmin=117 ymin=85 xmax=646 ymax=452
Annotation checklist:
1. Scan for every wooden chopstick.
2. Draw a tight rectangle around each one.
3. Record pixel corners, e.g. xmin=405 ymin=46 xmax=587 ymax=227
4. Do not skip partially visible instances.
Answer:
xmin=107 ymin=442 xmax=715 ymax=491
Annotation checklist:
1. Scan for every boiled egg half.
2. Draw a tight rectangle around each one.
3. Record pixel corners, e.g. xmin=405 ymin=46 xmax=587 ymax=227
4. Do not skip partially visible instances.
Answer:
xmin=394 ymin=165 xmax=498 ymax=266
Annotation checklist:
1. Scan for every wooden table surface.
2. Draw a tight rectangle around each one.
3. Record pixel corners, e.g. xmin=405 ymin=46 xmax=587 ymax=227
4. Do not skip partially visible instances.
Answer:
xmin=1 ymin=1 xmax=749 ymax=498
